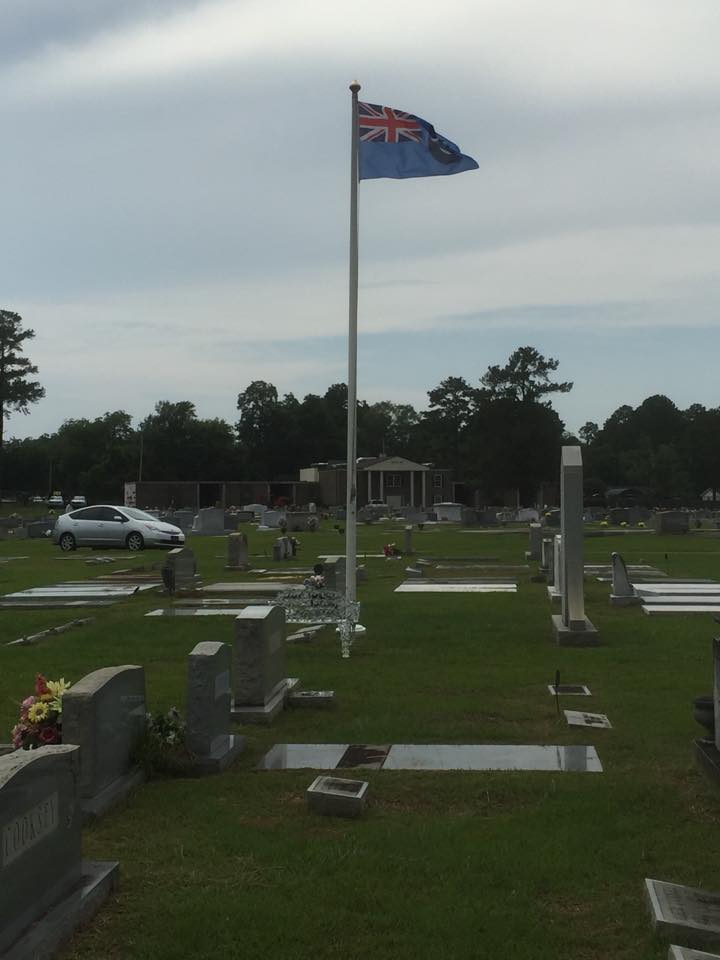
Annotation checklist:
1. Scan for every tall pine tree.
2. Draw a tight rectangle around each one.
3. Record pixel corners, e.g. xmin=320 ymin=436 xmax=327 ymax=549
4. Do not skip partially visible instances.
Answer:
xmin=0 ymin=310 xmax=45 ymax=496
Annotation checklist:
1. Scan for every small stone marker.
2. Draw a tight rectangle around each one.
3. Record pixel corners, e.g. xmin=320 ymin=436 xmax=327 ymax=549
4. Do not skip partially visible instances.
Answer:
xmin=187 ymin=641 xmax=244 ymax=772
xmin=0 ymin=745 xmax=119 ymax=957
xmin=288 ymin=690 xmax=335 ymax=708
xmin=551 ymin=446 xmax=599 ymax=645
xmin=548 ymin=683 xmax=591 ymax=696
xmin=226 ymin=532 xmax=249 ymax=570
xmin=231 ymin=606 xmax=298 ymax=723
xmin=272 ymin=538 xmax=284 ymax=561
xmin=306 ymin=775 xmax=369 ymax=818
xmin=564 ymin=709 xmax=611 ymax=729
xmin=646 ymin=878 xmax=720 ymax=947
xmin=62 ymin=665 xmax=146 ymax=819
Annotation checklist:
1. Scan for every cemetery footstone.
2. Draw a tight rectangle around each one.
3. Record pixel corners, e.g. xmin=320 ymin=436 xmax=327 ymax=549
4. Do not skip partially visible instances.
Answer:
xmin=610 ymin=551 xmax=641 ymax=606
xmin=62 ymin=665 xmax=146 ymax=819
xmin=226 ymin=532 xmax=249 ymax=571
xmin=646 ymin=878 xmax=720 ymax=948
xmin=306 ymin=775 xmax=368 ymax=818
xmin=187 ymin=641 xmax=244 ymax=773
xmin=0 ymin=745 xmax=119 ymax=958
xmin=551 ymin=446 xmax=599 ymax=645
xmin=231 ymin=607 xmax=298 ymax=723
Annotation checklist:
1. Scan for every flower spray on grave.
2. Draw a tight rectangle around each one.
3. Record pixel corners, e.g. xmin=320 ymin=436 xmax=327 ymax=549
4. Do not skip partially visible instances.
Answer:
xmin=134 ymin=706 xmax=197 ymax=778
xmin=11 ymin=674 xmax=71 ymax=749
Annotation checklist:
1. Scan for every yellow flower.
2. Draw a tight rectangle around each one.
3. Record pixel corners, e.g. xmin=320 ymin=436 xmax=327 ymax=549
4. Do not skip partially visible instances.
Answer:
xmin=27 ymin=702 xmax=49 ymax=723
xmin=47 ymin=678 xmax=71 ymax=698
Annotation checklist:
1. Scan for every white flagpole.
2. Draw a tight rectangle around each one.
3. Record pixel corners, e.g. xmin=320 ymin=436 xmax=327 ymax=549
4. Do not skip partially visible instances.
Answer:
xmin=345 ymin=80 xmax=360 ymax=606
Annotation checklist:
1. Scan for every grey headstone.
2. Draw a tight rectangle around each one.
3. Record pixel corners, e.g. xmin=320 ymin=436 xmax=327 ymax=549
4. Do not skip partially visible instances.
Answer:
xmin=404 ymin=525 xmax=413 ymax=554
xmin=187 ymin=641 xmax=243 ymax=771
xmin=191 ymin=507 xmax=225 ymax=535
xmin=0 ymin=745 xmax=82 ymax=953
xmin=552 ymin=447 xmax=599 ymax=644
xmin=610 ymin=551 xmax=641 ymax=605
xmin=540 ymin=537 xmax=553 ymax=572
xmin=232 ymin=607 xmax=291 ymax=722
xmin=62 ymin=665 xmax=146 ymax=817
xmin=227 ymin=532 xmax=249 ymax=570
xmin=272 ymin=539 xmax=284 ymax=562
xmin=163 ymin=547 xmax=197 ymax=593
xmin=526 ymin=522 xmax=543 ymax=561
xmin=654 ymin=511 xmax=690 ymax=535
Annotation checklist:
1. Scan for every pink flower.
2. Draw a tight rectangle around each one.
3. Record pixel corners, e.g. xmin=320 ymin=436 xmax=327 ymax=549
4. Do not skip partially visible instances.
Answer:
xmin=35 ymin=675 xmax=49 ymax=697
xmin=39 ymin=726 xmax=59 ymax=744
xmin=22 ymin=696 xmax=35 ymax=709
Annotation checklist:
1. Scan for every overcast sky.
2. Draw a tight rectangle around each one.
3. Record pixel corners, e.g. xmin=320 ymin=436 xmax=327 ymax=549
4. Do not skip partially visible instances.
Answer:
xmin=2 ymin=0 xmax=718 ymax=442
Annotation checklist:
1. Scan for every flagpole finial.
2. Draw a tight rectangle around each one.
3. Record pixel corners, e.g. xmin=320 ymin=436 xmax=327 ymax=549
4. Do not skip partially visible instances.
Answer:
xmin=349 ymin=80 xmax=361 ymax=93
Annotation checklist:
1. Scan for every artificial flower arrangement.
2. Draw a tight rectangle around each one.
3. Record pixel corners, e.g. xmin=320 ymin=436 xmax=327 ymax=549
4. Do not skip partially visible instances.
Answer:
xmin=11 ymin=674 xmax=71 ymax=750
xmin=304 ymin=574 xmax=325 ymax=589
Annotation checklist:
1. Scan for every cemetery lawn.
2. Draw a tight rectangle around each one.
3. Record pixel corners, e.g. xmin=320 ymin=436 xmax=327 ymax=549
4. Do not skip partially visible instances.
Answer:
xmin=2 ymin=525 xmax=720 ymax=960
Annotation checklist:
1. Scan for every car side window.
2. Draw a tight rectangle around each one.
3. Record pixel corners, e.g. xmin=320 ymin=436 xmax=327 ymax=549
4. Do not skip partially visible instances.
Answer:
xmin=71 ymin=507 xmax=103 ymax=521
xmin=95 ymin=507 xmax=122 ymax=522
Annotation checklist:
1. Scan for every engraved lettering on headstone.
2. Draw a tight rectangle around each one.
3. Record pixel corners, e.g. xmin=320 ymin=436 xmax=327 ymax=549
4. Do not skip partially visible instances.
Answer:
xmin=2 ymin=792 xmax=59 ymax=866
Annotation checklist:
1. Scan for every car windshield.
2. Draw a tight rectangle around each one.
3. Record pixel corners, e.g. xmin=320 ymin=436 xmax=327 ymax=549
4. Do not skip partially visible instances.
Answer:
xmin=120 ymin=508 xmax=158 ymax=521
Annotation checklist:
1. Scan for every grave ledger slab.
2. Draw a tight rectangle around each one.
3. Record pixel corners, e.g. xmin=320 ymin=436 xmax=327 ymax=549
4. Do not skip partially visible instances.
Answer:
xmin=62 ymin=665 xmax=146 ymax=819
xmin=0 ymin=745 xmax=118 ymax=959
xmin=187 ymin=641 xmax=244 ymax=773
xmin=231 ymin=607 xmax=298 ymax=723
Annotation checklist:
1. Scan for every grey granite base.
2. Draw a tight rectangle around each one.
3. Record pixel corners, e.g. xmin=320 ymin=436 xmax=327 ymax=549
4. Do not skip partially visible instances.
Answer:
xmin=231 ymin=678 xmax=299 ymax=724
xmin=190 ymin=734 xmax=245 ymax=774
xmin=2 ymin=860 xmax=119 ymax=960
xmin=552 ymin=614 xmax=600 ymax=646
xmin=81 ymin=767 xmax=146 ymax=821
xmin=306 ymin=776 xmax=368 ymax=818
xmin=610 ymin=594 xmax=642 ymax=607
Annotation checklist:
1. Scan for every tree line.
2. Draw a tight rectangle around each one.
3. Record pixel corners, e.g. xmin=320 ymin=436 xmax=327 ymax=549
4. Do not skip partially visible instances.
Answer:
xmin=1 ymin=308 xmax=719 ymax=505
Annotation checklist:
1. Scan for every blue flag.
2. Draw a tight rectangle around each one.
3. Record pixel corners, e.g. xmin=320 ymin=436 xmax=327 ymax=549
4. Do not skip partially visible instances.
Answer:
xmin=358 ymin=101 xmax=478 ymax=181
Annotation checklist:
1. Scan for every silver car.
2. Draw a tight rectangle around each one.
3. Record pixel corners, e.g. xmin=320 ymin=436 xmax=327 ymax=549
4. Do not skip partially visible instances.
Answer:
xmin=53 ymin=505 xmax=185 ymax=552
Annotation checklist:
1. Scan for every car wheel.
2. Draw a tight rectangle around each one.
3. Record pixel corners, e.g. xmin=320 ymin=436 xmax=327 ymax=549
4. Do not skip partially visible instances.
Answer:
xmin=59 ymin=532 xmax=76 ymax=552
xmin=126 ymin=531 xmax=145 ymax=551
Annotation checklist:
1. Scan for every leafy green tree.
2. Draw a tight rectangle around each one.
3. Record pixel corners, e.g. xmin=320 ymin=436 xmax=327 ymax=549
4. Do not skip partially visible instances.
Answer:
xmin=0 ymin=310 xmax=45 ymax=495
xmin=480 ymin=346 xmax=572 ymax=404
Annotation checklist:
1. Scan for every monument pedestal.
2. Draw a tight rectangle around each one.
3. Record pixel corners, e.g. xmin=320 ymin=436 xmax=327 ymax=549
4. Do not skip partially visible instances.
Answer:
xmin=231 ymin=678 xmax=300 ymax=724
xmin=2 ymin=861 xmax=119 ymax=960
xmin=610 ymin=593 xmax=642 ymax=607
xmin=552 ymin=614 xmax=600 ymax=647
xmin=190 ymin=734 xmax=245 ymax=774
xmin=81 ymin=767 xmax=146 ymax=822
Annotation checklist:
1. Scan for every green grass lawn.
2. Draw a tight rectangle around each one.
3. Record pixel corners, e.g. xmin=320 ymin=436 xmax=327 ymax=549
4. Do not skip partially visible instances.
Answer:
xmin=2 ymin=523 xmax=720 ymax=959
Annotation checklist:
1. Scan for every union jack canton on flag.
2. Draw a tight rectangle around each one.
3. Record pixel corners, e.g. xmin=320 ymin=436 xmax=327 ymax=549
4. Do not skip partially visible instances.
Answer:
xmin=358 ymin=102 xmax=478 ymax=181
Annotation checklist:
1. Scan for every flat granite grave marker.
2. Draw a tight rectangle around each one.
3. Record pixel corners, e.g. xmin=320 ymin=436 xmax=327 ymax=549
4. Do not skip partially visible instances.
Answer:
xmin=548 ymin=683 xmax=591 ymax=696
xmin=187 ymin=641 xmax=244 ymax=772
xmin=564 ymin=710 xmax=612 ymax=729
xmin=231 ymin=607 xmax=298 ymax=723
xmin=306 ymin=776 xmax=369 ymax=818
xmin=0 ymin=745 xmax=118 ymax=958
xmin=62 ymin=665 xmax=146 ymax=819
xmin=551 ymin=446 xmax=599 ymax=645
xmin=646 ymin=878 xmax=720 ymax=947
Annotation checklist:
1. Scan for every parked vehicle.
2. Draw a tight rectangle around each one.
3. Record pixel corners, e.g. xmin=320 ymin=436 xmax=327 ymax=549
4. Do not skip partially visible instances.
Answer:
xmin=69 ymin=495 xmax=87 ymax=509
xmin=53 ymin=505 xmax=185 ymax=552
xmin=47 ymin=493 xmax=64 ymax=509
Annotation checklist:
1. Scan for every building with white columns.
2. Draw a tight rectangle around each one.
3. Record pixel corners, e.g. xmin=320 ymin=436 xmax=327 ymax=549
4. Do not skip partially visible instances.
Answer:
xmin=300 ymin=456 xmax=454 ymax=509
